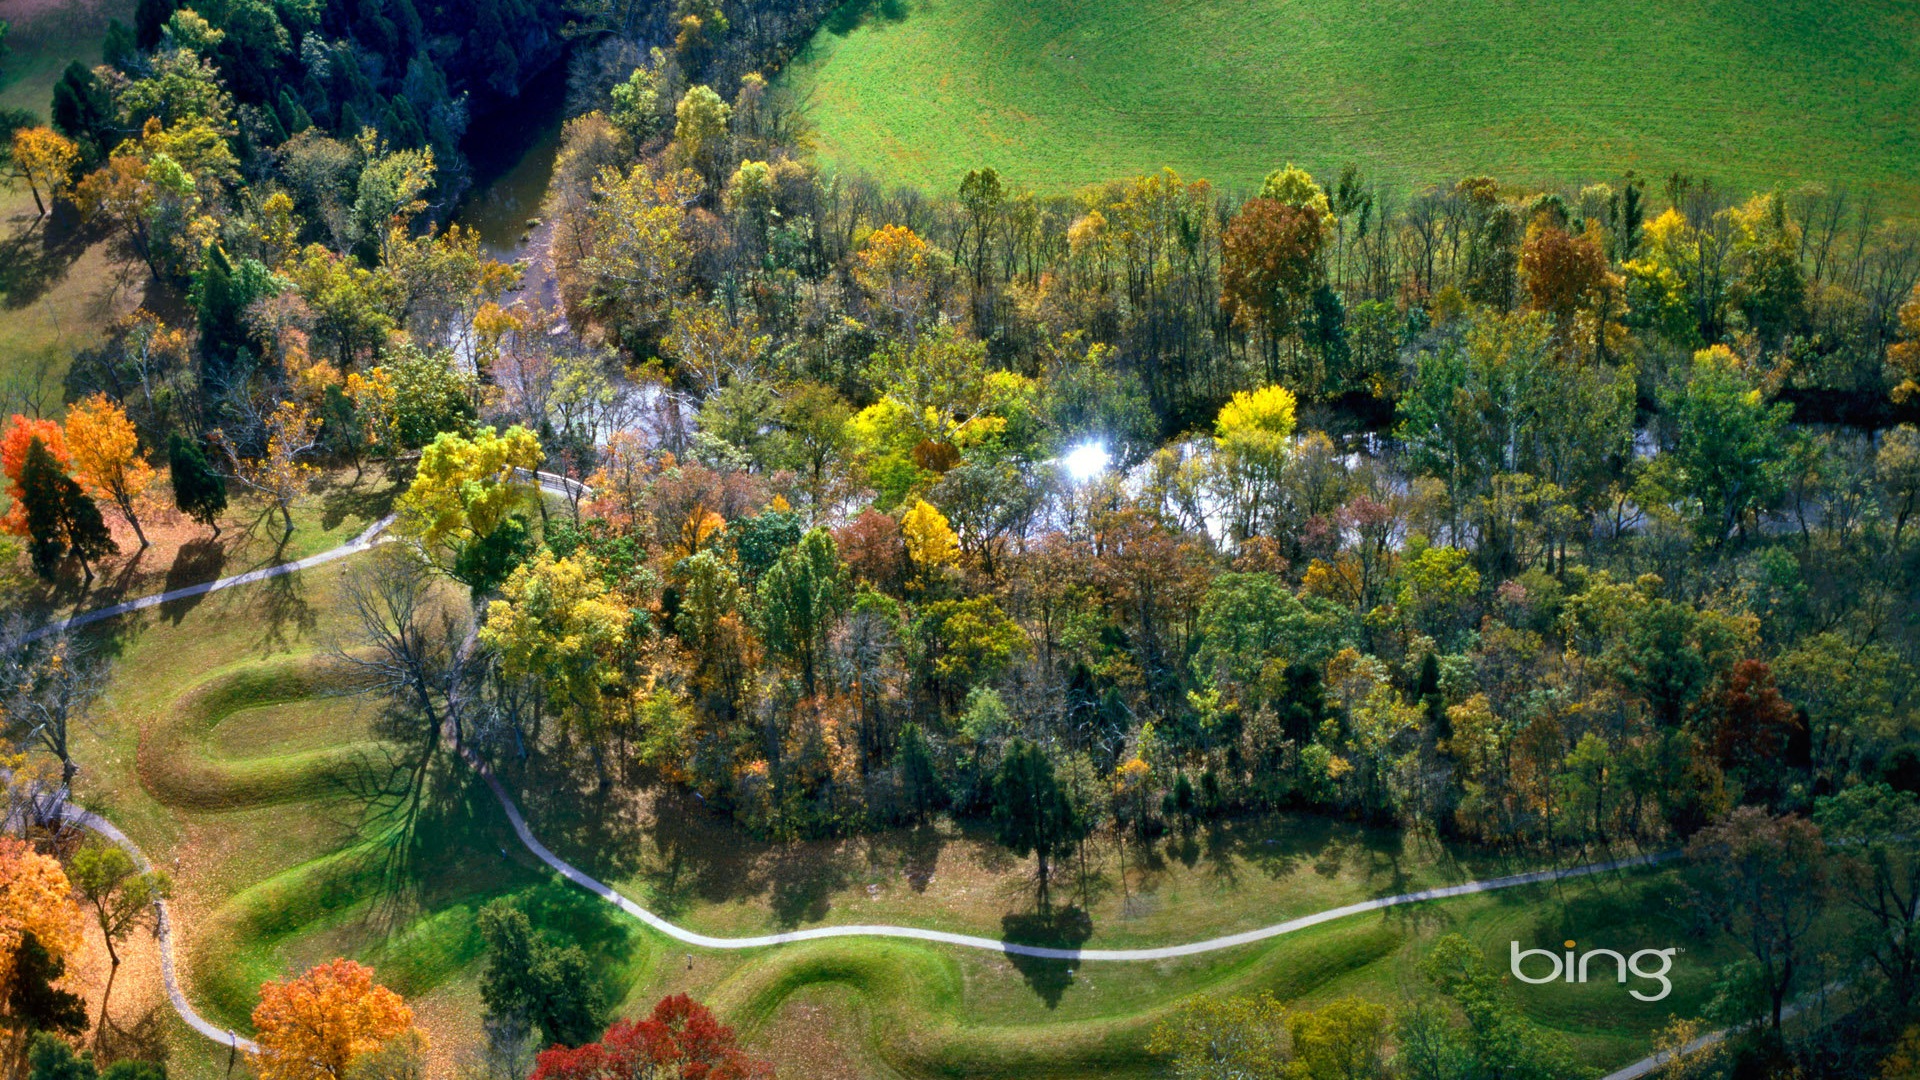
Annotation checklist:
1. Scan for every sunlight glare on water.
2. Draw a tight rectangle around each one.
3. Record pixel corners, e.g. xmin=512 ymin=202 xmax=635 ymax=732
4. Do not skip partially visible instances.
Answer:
xmin=1063 ymin=441 xmax=1111 ymax=482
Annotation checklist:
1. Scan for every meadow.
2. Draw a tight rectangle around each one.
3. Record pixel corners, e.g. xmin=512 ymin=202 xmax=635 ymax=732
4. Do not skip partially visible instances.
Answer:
xmin=782 ymin=0 xmax=1920 ymax=201
xmin=0 ymin=0 xmax=143 ymax=411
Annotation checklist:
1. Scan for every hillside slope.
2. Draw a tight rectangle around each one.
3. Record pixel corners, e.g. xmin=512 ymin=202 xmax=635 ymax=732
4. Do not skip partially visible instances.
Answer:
xmin=783 ymin=0 xmax=1920 ymax=200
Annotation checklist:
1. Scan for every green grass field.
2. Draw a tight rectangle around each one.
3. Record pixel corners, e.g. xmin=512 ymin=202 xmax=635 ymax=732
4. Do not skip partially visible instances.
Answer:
xmin=1 ymin=0 xmax=144 ymax=409
xmin=782 ymin=0 xmax=1920 ymax=202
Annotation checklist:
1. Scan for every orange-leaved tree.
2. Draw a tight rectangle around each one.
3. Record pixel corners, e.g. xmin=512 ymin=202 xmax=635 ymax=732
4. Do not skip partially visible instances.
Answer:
xmin=251 ymin=959 xmax=417 ymax=1080
xmin=0 ymin=837 xmax=82 ymax=1003
xmin=1 ymin=416 xmax=69 ymax=537
xmin=65 ymin=394 xmax=156 ymax=549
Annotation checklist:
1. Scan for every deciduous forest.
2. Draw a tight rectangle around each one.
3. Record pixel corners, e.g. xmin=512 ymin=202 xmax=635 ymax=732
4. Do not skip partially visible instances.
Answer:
xmin=1 ymin=0 xmax=1918 ymax=1077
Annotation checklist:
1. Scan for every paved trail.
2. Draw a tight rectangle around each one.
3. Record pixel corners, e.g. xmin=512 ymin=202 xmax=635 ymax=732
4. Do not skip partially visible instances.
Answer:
xmin=52 ymin=800 xmax=260 ymax=1055
xmin=24 ymin=500 xmax=1747 ymax=1076
xmin=22 ymin=514 xmax=398 ymax=645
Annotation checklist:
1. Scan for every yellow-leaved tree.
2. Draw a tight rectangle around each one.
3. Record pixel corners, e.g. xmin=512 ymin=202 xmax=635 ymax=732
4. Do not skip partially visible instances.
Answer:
xmin=214 ymin=400 xmax=321 ymax=540
xmin=398 ymin=426 xmax=541 ymax=545
xmin=479 ymin=550 xmax=630 ymax=741
xmin=10 ymin=127 xmax=80 ymax=217
xmin=1211 ymin=384 xmax=1298 ymax=542
xmin=900 ymin=499 xmax=958 ymax=575
xmin=65 ymin=393 xmax=157 ymax=549
xmin=251 ymin=958 xmax=417 ymax=1080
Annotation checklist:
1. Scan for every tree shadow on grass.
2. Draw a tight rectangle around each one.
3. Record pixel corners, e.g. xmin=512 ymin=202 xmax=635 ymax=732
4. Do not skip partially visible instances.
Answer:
xmin=318 ymin=473 xmax=399 ymax=533
xmin=999 ymin=904 xmax=1093 ymax=1008
xmin=823 ymin=0 xmax=908 ymax=35
xmin=863 ymin=821 xmax=946 ymax=892
xmin=0 ymin=207 xmax=94 ymax=311
xmin=95 ymin=1003 xmax=171 ymax=1066
xmin=159 ymin=538 xmax=228 ymax=623
xmin=254 ymin=568 xmax=316 ymax=654
xmin=768 ymin=840 xmax=855 ymax=929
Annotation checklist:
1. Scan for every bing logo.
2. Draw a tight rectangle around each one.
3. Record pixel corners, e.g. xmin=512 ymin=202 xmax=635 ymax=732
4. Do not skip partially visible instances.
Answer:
xmin=1510 ymin=940 xmax=1676 ymax=1002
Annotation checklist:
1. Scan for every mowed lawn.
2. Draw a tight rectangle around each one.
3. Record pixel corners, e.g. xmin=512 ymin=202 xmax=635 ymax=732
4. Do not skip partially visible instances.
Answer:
xmin=0 ymin=0 xmax=144 ymax=408
xmin=783 ymin=0 xmax=1920 ymax=200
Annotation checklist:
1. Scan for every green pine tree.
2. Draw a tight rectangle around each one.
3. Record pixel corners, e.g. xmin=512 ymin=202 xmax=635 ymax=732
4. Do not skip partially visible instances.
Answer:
xmin=167 ymin=433 xmax=227 ymax=536
xmin=22 ymin=438 xmax=117 ymax=585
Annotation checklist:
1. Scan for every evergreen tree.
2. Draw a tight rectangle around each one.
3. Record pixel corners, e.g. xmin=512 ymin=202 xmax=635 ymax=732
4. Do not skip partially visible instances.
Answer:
xmin=168 ymin=433 xmax=228 ymax=536
xmin=9 ymin=934 xmax=87 ymax=1037
xmin=31 ymin=1027 xmax=170 ymax=1080
xmin=1418 ymin=652 xmax=1450 ymax=742
xmin=22 ymin=437 xmax=116 ymax=585
xmin=476 ymin=900 xmax=603 ymax=1048
xmin=897 ymin=721 xmax=945 ymax=822
xmin=992 ymin=739 xmax=1085 ymax=906
xmin=133 ymin=0 xmax=175 ymax=49
xmin=49 ymin=62 xmax=114 ymax=166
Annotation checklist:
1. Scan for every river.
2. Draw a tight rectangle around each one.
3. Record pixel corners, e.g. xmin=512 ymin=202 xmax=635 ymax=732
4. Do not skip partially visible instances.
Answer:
xmin=453 ymin=60 xmax=568 ymax=265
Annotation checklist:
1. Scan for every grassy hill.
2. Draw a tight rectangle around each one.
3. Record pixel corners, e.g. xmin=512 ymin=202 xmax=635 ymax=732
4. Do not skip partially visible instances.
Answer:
xmin=781 ymin=0 xmax=1920 ymax=201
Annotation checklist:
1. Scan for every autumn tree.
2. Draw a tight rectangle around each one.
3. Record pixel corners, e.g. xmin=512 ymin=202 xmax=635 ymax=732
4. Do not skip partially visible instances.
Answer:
xmin=1210 ymin=384 xmax=1297 ymax=542
xmin=1147 ymin=991 xmax=1290 ymax=1079
xmin=1 ymin=415 xmax=68 ymax=537
xmin=9 ymin=127 xmax=79 ymax=216
xmin=0 ymin=838 xmax=81 ymax=1007
xmin=251 ymin=959 xmax=416 ymax=1080
xmin=64 ymin=394 xmax=155 ymax=549
xmin=480 ymin=550 xmax=630 ymax=750
xmin=67 ymin=844 xmax=170 ymax=1029
xmin=572 ymin=165 xmax=699 ymax=345
xmin=672 ymin=85 xmax=731 ymax=187
xmin=1520 ymin=218 xmax=1611 ymax=346
xmin=167 ymin=433 xmax=227 ymax=536
xmin=528 ymin=995 xmax=772 ymax=1080
xmin=900 ymin=499 xmax=958 ymax=579
xmin=1221 ymin=197 xmax=1327 ymax=386
xmin=398 ymin=425 xmax=543 ymax=576
xmin=215 ymin=400 xmax=321 ymax=541
xmin=20 ymin=437 xmax=116 ymax=584
xmin=854 ymin=224 xmax=939 ymax=335
xmin=1892 ymin=284 xmax=1920 ymax=403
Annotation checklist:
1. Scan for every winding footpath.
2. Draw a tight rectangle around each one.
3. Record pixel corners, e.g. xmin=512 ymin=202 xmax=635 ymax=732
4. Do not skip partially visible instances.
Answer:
xmin=52 ymin=801 xmax=259 ymax=1055
xmin=27 ymin=502 xmax=1753 ymax=1077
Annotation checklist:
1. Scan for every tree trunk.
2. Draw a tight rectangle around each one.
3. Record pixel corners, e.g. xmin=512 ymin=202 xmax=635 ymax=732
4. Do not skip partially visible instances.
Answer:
xmin=127 ymin=507 xmax=150 ymax=549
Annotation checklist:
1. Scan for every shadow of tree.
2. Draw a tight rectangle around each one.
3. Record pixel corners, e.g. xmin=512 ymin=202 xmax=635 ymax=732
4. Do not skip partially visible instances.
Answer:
xmin=0 ymin=207 xmax=94 ymax=311
xmin=159 ymin=539 xmax=228 ymax=624
xmin=94 ymin=1003 xmax=171 ymax=1066
xmin=318 ymin=474 xmax=399 ymax=533
xmin=823 ymin=0 xmax=908 ymax=36
xmin=864 ymin=821 xmax=946 ymax=893
xmin=254 ymin=569 xmax=316 ymax=653
xmin=999 ymin=904 xmax=1093 ymax=1008
xmin=767 ymin=842 xmax=853 ymax=929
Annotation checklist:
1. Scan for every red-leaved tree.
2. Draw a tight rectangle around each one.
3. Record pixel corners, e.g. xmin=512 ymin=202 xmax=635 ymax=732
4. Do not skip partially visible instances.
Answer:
xmin=529 ymin=995 xmax=774 ymax=1080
